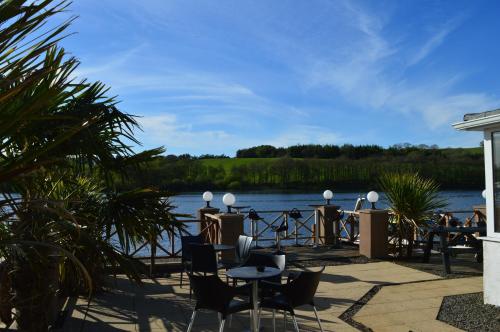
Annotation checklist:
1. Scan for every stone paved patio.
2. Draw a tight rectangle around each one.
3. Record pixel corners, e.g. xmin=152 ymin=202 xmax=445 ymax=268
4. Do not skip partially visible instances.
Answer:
xmin=354 ymin=277 xmax=483 ymax=332
xmin=60 ymin=261 xmax=462 ymax=331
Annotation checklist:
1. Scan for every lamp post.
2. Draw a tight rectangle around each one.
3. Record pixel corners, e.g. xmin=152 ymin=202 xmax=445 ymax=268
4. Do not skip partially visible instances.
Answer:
xmin=323 ymin=189 xmax=333 ymax=205
xmin=367 ymin=191 xmax=379 ymax=209
xmin=202 ymin=191 xmax=213 ymax=207
xmin=222 ymin=193 xmax=236 ymax=213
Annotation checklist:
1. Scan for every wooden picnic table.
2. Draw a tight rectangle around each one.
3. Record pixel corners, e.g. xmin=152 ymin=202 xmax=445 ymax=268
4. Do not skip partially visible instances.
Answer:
xmin=422 ymin=226 xmax=486 ymax=274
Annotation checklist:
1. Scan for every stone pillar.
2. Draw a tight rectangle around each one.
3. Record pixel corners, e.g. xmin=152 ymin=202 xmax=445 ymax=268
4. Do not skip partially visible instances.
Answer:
xmin=315 ymin=205 xmax=341 ymax=246
xmin=216 ymin=213 xmax=244 ymax=260
xmin=197 ymin=207 xmax=220 ymax=244
xmin=359 ymin=209 xmax=389 ymax=259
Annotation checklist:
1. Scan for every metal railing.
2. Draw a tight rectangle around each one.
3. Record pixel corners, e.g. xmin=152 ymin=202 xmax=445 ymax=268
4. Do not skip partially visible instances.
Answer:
xmin=125 ymin=207 xmax=361 ymax=260
xmin=122 ymin=207 xmax=482 ymax=275
xmin=244 ymin=209 xmax=317 ymax=246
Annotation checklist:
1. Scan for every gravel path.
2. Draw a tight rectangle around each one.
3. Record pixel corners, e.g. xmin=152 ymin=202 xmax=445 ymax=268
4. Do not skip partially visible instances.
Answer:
xmin=438 ymin=292 xmax=500 ymax=332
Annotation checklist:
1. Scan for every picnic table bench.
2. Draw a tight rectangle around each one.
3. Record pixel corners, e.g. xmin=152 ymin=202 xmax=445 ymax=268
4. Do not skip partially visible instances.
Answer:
xmin=422 ymin=226 xmax=486 ymax=274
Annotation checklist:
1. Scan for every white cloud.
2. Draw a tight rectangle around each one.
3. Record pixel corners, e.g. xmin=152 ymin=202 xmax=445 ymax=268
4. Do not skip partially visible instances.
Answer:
xmin=412 ymin=93 xmax=498 ymax=129
xmin=68 ymin=0 xmax=492 ymax=152
xmin=136 ymin=115 xmax=347 ymax=155
xmin=408 ymin=17 xmax=463 ymax=66
xmin=73 ymin=44 xmax=146 ymax=78
xmin=137 ymin=114 xmax=235 ymax=154
xmin=269 ymin=125 xmax=343 ymax=148
xmin=304 ymin=3 xmax=496 ymax=131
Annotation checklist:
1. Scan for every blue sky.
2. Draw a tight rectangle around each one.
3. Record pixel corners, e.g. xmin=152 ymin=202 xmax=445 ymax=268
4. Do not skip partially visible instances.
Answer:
xmin=60 ymin=0 xmax=500 ymax=155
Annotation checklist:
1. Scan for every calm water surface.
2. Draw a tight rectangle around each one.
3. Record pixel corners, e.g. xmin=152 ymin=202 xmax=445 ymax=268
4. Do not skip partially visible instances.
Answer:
xmin=143 ymin=190 xmax=484 ymax=256
xmin=171 ymin=190 xmax=484 ymax=216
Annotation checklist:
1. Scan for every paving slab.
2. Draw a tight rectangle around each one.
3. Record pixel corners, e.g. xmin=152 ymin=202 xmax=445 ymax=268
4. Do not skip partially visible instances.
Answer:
xmin=62 ymin=262 xmax=443 ymax=331
xmin=353 ymin=277 xmax=483 ymax=332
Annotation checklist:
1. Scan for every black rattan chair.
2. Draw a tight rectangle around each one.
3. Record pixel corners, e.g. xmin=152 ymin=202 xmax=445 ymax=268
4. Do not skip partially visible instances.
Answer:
xmin=190 ymin=243 xmax=219 ymax=274
xmin=259 ymin=267 xmax=325 ymax=332
xmin=180 ymin=235 xmax=203 ymax=288
xmin=186 ymin=274 xmax=252 ymax=332
xmin=189 ymin=243 xmax=225 ymax=299
xmin=241 ymin=252 xmax=285 ymax=272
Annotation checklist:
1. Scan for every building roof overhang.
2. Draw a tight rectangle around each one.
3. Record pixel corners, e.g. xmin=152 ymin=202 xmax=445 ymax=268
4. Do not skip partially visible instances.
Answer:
xmin=453 ymin=109 xmax=500 ymax=131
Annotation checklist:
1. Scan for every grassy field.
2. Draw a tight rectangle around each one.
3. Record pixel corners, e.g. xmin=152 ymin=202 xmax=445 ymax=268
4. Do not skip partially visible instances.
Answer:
xmin=199 ymin=146 xmax=483 ymax=171
xmin=200 ymin=158 xmax=278 ymax=171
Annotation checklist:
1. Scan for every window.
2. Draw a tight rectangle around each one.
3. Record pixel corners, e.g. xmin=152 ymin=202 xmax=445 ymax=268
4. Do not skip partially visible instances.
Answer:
xmin=492 ymin=132 xmax=500 ymax=233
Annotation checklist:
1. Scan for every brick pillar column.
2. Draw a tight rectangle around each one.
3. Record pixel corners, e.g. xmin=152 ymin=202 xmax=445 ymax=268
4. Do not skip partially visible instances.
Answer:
xmin=359 ymin=209 xmax=389 ymax=259
xmin=215 ymin=213 xmax=244 ymax=260
xmin=315 ymin=205 xmax=341 ymax=246
xmin=197 ymin=207 xmax=220 ymax=243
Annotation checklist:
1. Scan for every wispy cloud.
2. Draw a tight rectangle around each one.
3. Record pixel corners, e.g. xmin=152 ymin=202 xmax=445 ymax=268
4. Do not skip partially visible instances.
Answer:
xmin=269 ymin=125 xmax=344 ymax=148
xmin=408 ymin=17 xmax=463 ymax=66
xmin=303 ymin=2 xmax=495 ymax=133
xmin=136 ymin=114 xmax=235 ymax=154
xmin=65 ymin=0 xmax=494 ymax=153
xmin=73 ymin=44 xmax=146 ymax=78
xmin=74 ymin=45 xmax=345 ymax=154
xmin=137 ymin=115 xmax=346 ymax=155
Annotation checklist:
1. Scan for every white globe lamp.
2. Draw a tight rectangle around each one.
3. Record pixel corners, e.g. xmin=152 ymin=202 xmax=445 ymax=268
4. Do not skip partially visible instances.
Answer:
xmin=222 ymin=193 xmax=236 ymax=213
xmin=323 ymin=189 xmax=334 ymax=205
xmin=202 ymin=191 xmax=213 ymax=207
xmin=367 ymin=191 xmax=379 ymax=209
xmin=482 ymin=189 xmax=487 ymax=200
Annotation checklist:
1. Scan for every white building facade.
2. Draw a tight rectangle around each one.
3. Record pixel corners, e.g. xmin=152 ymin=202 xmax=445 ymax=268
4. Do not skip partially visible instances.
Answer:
xmin=454 ymin=110 xmax=500 ymax=306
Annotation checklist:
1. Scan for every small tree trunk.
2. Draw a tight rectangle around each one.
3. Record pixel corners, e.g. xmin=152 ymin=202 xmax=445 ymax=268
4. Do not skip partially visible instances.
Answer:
xmin=0 ymin=263 xmax=13 ymax=327
xmin=406 ymin=225 xmax=416 ymax=258
xmin=397 ymin=216 xmax=404 ymax=257
xmin=406 ymin=238 xmax=414 ymax=257
xmin=13 ymin=250 xmax=59 ymax=331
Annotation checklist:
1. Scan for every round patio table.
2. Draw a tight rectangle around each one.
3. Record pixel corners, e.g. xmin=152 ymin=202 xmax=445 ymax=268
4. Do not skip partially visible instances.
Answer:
xmin=212 ymin=244 xmax=235 ymax=252
xmin=226 ymin=266 xmax=281 ymax=332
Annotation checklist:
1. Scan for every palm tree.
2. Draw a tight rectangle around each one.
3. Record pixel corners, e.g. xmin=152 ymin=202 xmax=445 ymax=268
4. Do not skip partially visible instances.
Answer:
xmin=0 ymin=1 xmax=182 ymax=330
xmin=379 ymin=172 xmax=447 ymax=257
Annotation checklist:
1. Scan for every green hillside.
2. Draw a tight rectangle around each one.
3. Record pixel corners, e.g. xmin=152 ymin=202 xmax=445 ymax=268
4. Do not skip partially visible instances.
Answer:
xmin=117 ymin=146 xmax=485 ymax=192
xmin=200 ymin=158 xmax=277 ymax=171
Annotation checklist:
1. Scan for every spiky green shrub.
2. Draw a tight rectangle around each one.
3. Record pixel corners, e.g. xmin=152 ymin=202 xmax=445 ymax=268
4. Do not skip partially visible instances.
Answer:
xmin=379 ymin=172 xmax=447 ymax=257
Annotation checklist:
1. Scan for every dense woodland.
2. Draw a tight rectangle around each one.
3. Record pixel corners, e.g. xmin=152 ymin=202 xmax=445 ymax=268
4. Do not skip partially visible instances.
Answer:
xmin=118 ymin=144 xmax=484 ymax=192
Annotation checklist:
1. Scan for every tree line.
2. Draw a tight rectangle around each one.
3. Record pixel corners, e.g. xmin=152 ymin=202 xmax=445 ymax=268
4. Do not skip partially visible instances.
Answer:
xmin=236 ymin=143 xmax=443 ymax=159
xmin=118 ymin=146 xmax=484 ymax=192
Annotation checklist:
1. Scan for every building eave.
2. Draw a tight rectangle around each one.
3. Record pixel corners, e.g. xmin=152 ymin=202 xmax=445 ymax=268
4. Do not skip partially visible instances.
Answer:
xmin=453 ymin=113 xmax=500 ymax=131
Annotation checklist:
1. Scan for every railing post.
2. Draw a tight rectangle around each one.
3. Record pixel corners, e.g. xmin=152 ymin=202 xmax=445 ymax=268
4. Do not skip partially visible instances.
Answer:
xmin=254 ymin=218 xmax=259 ymax=247
xmin=150 ymin=234 xmax=156 ymax=277
xmin=284 ymin=213 xmax=289 ymax=238
xmin=250 ymin=217 xmax=254 ymax=241
xmin=294 ymin=216 xmax=299 ymax=246
xmin=169 ymin=229 xmax=175 ymax=257
xmin=314 ymin=205 xmax=341 ymax=246
xmin=359 ymin=209 xmax=389 ymax=259
xmin=314 ymin=209 xmax=319 ymax=247
xmin=197 ymin=207 xmax=220 ymax=243
xmin=348 ymin=214 xmax=356 ymax=242
xmin=214 ymin=212 xmax=244 ymax=261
